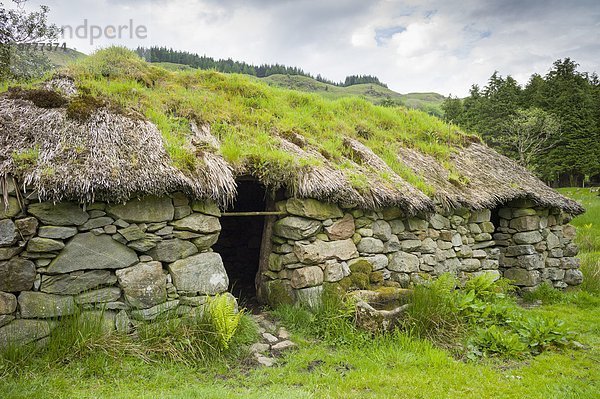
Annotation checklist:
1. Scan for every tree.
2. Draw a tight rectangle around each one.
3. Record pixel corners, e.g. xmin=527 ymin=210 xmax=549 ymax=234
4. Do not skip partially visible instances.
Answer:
xmin=498 ymin=108 xmax=561 ymax=171
xmin=0 ymin=0 xmax=61 ymax=80
xmin=441 ymin=95 xmax=463 ymax=124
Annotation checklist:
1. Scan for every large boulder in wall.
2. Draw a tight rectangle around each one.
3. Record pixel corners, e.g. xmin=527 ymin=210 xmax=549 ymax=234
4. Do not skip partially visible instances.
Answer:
xmin=47 ymin=233 xmax=138 ymax=274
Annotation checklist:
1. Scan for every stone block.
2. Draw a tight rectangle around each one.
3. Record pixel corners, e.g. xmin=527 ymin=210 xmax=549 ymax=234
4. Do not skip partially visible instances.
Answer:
xmin=469 ymin=209 xmax=491 ymax=223
xmin=79 ymin=217 xmax=114 ymax=231
xmin=291 ymin=266 xmax=324 ymax=289
xmin=14 ymin=217 xmax=38 ymax=236
xmin=564 ymin=269 xmax=583 ymax=286
xmin=0 ymin=292 xmax=17 ymax=315
xmin=28 ymin=202 xmax=89 ymax=226
xmin=516 ymin=254 xmax=544 ymax=270
xmin=75 ymin=287 xmax=122 ymax=304
xmin=294 ymin=239 xmax=358 ymax=264
xmin=41 ymin=270 xmax=117 ymax=295
xmin=0 ymin=219 xmax=17 ymax=247
xmin=191 ymin=200 xmax=221 ymax=217
xmin=509 ymin=216 xmax=540 ymax=232
xmin=295 ymin=286 xmax=323 ymax=308
xmin=407 ymin=217 xmax=428 ymax=231
xmin=459 ymin=258 xmax=481 ymax=271
xmin=286 ymin=198 xmax=343 ymax=220
xmin=107 ymin=196 xmax=174 ymax=223
xmin=388 ymin=251 xmax=419 ymax=273
xmin=0 ymin=319 xmax=51 ymax=348
xmin=18 ymin=291 xmax=76 ymax=318
xmin=26 ymin=237 xmax=64 ymax=253
xmin=38 ymin=226 xmax=78 ymax=239
xmin=513 ymin=231 xmax=543 ymax=245
xmin=504 ymin=268 xmax=540 ymax=286
xmin=116 ymin=261 xmax=167 ymax=309
xmin=325 ymin=214 xmax=355 ymax=240
xmin=0 ymin=258 xmax=36 ymax=292
xmin=273 ymin=216 xmax=321 ymax=240
xmin=504 ymin=245 xmax=536 ymax=257
xmin=356 ymin=237 xmax=384 ymax=254
xmin=429 ymin=214 xmax=450 ymax=229
xmin=324 ymin=261 xmax=345 ymax=282
xmin=147 ymin=239 xmax=198 ymax=263
xmin=168 ymin=252 xmax=228 ymax=295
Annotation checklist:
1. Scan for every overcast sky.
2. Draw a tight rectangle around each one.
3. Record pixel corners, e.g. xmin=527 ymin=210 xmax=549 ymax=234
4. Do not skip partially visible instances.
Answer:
xmin=18 ymin=0 xmax=600 ymax=96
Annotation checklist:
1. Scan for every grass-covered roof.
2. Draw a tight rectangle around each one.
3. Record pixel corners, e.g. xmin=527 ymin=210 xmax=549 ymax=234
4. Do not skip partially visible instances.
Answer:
xmin=0 ymin=47 xmax=584 ymax=215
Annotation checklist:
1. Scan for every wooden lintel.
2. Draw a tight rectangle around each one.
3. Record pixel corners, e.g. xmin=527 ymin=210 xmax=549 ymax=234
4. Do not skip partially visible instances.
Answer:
xmin=220 ymin=211 xmax=287 ymax=217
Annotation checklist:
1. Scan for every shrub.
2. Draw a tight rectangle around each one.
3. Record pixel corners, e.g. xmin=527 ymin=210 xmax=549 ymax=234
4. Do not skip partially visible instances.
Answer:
xmin=468 ymin=326 xmax=527 ymax=359
xmin=510 ymin=315 xmax=575 ymax=354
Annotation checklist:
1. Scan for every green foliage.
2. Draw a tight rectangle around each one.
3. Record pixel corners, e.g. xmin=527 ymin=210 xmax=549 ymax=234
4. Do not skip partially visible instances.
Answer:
xmin=206 ymin=293 xmax=244 ymax=350
xmin=272 ymin=289 xmax=369 ymax=347
xmin=468 ymin=325 xmax=527 ymax=359
xmin=510 ymin=315 xmax=574 ymax=354
xmin=0 ymin=0 xmax=61 ymax=81
xmin=65 ymin=93 xmax=105 ymax=122
xmin=402 ymin=274 xmax=465 ymax=345
xmin=401 ymin=273 xmax=578 ymax=359
xmin=444 ymin=60 xmax=600 ymax=183
xmin=136 ymin=46 xmax=388 ymax=88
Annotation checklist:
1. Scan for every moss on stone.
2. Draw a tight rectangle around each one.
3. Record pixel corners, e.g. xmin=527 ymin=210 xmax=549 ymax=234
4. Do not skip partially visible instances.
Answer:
xmin=370 ymin=271 xmax=384 ymax=285
xmin=266 ymin=280 xmax=294 ymax=307
xmin=338 ymin=276 xmax=353 ymax=291
xmin=350 ymin=272 xmax=370 ymax=290
xmin=349 ymin=259 xmax=372 ymax=275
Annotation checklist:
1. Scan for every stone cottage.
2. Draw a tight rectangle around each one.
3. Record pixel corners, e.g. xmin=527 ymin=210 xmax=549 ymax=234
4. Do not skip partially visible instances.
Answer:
xmin=0 ymin=76 xmax=584 ymax=347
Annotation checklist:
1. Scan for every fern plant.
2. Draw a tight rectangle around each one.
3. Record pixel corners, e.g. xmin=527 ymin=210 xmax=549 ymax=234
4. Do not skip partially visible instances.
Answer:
xmin=207 ymin=294 xmax=243 ymax=350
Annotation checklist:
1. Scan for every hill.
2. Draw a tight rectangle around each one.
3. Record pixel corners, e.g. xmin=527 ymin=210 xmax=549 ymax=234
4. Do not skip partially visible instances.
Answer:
xmin=45 ymin=48 xmax=86 ymax=67
xmin=261 ymin=74 xmax=444 ymax=116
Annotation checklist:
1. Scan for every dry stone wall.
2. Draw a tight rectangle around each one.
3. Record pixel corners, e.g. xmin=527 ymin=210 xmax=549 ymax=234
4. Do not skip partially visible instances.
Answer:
xmin=495 ymin=199 xmax=582 ymax=291
xmin=0 ymin=187 xmax=230 ymax=349
xmin=0 ymin=186 xmax=584 ymax=346
xmin=264 ymin=197 xmax=582 ymax=307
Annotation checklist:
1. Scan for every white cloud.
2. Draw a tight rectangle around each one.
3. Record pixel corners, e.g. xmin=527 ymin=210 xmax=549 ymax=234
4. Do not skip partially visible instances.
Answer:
xmin=21 ymin=0 xmax=600 ymax=96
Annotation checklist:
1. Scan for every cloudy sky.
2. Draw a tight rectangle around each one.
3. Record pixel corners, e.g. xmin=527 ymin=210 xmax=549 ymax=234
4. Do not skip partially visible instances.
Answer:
xmin=17 ymin=0 xmax=600 ymax=96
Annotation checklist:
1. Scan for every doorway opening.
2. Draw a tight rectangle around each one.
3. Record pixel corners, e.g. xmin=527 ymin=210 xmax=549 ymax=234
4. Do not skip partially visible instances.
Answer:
xmin=214 ymin=179 xmax=268 ymax=309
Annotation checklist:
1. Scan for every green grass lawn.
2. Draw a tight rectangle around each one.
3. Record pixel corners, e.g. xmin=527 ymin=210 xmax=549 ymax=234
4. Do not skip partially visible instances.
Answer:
xmin=1 ymin=301 xmax=598 ymax=399
xmin=1 ymin=189 xmax=599 ymax=399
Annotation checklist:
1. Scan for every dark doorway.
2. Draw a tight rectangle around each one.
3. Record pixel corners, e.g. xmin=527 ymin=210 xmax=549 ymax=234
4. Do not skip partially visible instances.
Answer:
xmin=214 ymin=179 xmax=267 ymax=307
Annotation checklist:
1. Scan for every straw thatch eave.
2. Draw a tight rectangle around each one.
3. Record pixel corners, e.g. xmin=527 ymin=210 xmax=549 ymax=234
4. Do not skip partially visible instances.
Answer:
xmin=0 ymin=94 xmax=584 ymax=216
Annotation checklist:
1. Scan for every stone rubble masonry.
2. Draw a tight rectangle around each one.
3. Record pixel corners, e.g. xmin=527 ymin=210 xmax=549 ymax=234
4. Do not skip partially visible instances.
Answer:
xmin=0 ymin=188 xmax=584 ymax=347
xmin=266 ymin=197 xmax=582 ymax=306
xmin=0 ymin=190 xmax=231 ymax=349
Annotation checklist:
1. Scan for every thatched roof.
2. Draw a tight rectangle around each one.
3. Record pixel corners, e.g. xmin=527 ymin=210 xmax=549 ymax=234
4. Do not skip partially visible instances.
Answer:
xmin=0 ymin=55 xmax=584 ymax=215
